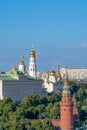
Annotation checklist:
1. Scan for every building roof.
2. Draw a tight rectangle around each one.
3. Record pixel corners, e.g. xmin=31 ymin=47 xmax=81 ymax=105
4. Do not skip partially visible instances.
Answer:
xmin=27 ymin=76 xmax=43 ymax=81
xmin=11 ymin=71 xmax=23 ymax=76
xmin=50 ymin=70 xmax=56 ymax=76
xmin=0 ymin=70 xmax=43 ymax=81
xmin=0 ymin=76 xmax=17 ymax=81
xmin=62 ymin=69 xmax=70 ymax=94
xmin=30 ymin=50 xmax=35 ymax=57
xmin=19 ymin=61 xmax=25 ymax=65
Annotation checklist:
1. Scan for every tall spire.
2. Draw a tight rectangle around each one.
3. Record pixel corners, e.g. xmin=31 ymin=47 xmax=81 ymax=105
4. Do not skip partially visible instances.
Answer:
xmin=20 ymin=56 xmax=24 ymax=61
xmin=62 ymin=67 xmax=70 ymax=94
xmin=57 ymin=65 xmax=61 ymax=79
xmin=32 ymin=44 xmax=34 ymax=50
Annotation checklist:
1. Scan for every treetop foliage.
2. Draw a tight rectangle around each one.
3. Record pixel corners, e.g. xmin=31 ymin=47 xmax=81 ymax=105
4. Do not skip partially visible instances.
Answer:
xmin=0 ymin=81 xmax=87 ymax=129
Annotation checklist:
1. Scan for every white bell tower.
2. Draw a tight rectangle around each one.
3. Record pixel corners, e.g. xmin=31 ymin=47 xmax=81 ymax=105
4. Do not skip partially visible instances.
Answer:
xmin=29 ymin=47 xmax=37 ymax=78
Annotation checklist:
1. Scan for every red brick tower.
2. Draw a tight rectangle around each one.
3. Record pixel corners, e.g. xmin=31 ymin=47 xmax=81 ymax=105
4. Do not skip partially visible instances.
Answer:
xmin=60 ymin=69 xmax=73 ymax=130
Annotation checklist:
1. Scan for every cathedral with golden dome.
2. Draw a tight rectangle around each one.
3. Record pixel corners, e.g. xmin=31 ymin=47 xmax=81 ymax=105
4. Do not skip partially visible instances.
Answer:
xmin=0 ymin=49 xmax=47 ymax=101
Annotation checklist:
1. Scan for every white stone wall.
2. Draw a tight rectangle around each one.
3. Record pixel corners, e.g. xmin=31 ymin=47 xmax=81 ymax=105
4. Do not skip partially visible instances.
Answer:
xmin=60 ymin=68 xmax=87 ymax=80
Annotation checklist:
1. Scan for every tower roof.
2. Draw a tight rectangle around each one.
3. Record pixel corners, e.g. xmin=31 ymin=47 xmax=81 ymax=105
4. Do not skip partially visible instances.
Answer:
xmin=50 ymin=70 xmax=56 ymax=76
xmin=19 ymin=61 xmax=25 ymax=65
xmin=30 ymin=50 xmax=35 ymax=57
xmin=19 ymin=56 xmax=25 ymax=65
xmin=10 ymin=66 xmax=24 ymax=76
xmin=62 ymin=68 xmax=70 ymax=94
xmin=11 ymin=66 xmax=18 ymax=72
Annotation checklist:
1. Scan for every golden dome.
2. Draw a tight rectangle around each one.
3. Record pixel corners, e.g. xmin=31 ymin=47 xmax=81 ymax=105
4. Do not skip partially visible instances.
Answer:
xmin=30 ymin=50 xmax=35 ymax=57
xmin=19 ymin=61 xmax=24 ymax=65
xmin=50 ymin=70 xmax=56 ymax=76
xmin=11 ymin=66 xmax=18 ymax=72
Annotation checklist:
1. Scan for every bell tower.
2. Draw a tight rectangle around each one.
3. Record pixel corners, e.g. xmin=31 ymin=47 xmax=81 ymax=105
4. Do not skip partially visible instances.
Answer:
xmin=60 ymin=68 xmax=73 ymax=130
xmin=29 ymin=46 xmax=37 ymax=78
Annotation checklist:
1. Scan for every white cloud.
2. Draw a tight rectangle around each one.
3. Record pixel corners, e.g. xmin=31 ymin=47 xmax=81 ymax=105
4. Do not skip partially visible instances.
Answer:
xmin=79 ymin=43 xmax=87 ymax=48
xmin=59 ymin=43 xmax=87 ymax=49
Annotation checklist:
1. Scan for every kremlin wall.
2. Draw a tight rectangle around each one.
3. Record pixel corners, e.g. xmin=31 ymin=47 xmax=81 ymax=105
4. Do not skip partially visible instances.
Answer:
xmin=0 ymin=48 xmax=80 ymax=130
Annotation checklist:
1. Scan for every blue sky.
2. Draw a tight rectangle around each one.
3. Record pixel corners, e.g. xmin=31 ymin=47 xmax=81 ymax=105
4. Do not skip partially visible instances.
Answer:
xmin=0 ymin=0 xmax=87 ymax=72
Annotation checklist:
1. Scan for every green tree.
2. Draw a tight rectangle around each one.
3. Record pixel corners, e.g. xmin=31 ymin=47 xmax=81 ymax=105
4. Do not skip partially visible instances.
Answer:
xmin=49 ymin=102 xmax=60 ymax=119
xmin=36 ymin=104 xmax=46 ymax=119
xmin=47 ymin=92 xmax=61 ymax=104
xmin=31 ymin=120 xmax=43 ymax=130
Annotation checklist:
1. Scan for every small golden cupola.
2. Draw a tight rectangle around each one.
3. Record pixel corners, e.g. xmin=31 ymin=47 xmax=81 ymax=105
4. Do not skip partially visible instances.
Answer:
xmin=29 ymin=50 xmax=35 ymax=57
xmin=11 ymin=66 xmax=18 ymax=72
xmin=49 ymin=70 xmax=56 ymax=83
xmin=10 ymin=66 xmax=19 ymax=80
xmin=19 ymin=61 xmax=25 ymax=65
xmin=18 ymin=56 xmax=26 ymax=74
xmin=50 ymin=70 xmax=56 ymax=76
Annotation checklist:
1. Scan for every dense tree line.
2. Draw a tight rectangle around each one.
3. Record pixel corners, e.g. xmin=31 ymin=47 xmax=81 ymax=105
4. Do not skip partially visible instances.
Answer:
xmin=0 ymin=81 xmax=87 ymax=129
xmin=0 ymin=93 xmax=61 ymax=130
xmin=70 ymin=81 xmax=87 ymax=127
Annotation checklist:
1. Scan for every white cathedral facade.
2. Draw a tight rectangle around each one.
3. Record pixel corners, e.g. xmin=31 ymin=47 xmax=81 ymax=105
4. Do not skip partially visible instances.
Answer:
xmin=42 ymin=70 xmax=63 ymax=93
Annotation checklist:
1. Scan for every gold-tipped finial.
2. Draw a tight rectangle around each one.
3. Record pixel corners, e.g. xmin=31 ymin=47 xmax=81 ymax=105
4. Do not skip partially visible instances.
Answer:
xmin=32 ymin=44 xmax=34 ymax=50
xmin=21 ymin=56 xmax=24 ymax=60
xmin=52 ymin=66 xmax=54 ymax=71
xmin=11 ymin=66 xmax=18 ymax=72
xmin=19 ymin=56 xmax=25 ymax=65
xmin=50 ymin=66 xmax=56 ymax=76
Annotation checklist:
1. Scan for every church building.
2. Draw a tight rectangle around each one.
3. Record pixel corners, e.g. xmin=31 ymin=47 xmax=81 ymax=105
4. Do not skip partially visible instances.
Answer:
xmin=0 ymin=49 xmax=47 ymax=101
